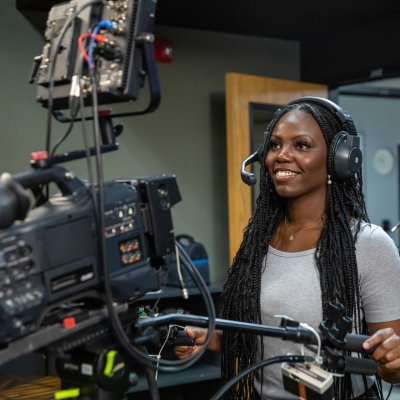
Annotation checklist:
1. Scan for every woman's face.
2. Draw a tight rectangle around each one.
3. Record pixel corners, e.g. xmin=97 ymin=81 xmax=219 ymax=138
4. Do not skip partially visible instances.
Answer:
xmin=265 ymin=109 xmax=328 ymax=199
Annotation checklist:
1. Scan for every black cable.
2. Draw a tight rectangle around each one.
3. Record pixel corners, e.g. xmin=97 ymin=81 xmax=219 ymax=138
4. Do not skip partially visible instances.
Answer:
xmin=71 ymin=7 xmax=216 ymax=374
xmin=40 ymin=0 xmax=104 ymax=205
xmin=50 ymin=81 xmax=83 ymax=157
xmin=78 ymin=68 xmax=99 ymax=215
xmin=385 ymin=384 xmax=393 ymax=400
xmin=141 ymin=345 xmax=160 ymax=400
xmin=101 ymin=235 xmax=216 ymax=371
xmin=210 ymin=355 xmax=313 ymax=400
xmin=143 ymin=366 xmax=160 ymax=400
xmin=86 ymin=60 xmax=217 ymax=372
xmin=95 ymin=162 xmax=216 ymax=370
xmin=50 ymin=120 xmax=74 ymax=156
xmin=45 ymin=0 xmax=105 ymax=154
xmin=175 ymin=240 xmax=216 ymax=345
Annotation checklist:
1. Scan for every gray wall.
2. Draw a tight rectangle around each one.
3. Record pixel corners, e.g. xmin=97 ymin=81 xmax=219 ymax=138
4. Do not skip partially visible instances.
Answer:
xmin=339 ymin=95 xmax=400 ymax=246
xmin=1 ymin=0 xmax=300 ymax=284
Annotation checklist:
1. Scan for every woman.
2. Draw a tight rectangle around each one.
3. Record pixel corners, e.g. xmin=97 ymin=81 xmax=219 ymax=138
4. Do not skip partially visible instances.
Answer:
xmin=176 ymin=98 xmax=400 ymax=399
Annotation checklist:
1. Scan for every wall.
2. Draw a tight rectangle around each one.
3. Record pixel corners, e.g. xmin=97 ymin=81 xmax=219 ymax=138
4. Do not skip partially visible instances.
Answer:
xmin=0 ymin=0 xmax=300 ymax=285
xmin=339 ymin=95 xmax=400 ymax=245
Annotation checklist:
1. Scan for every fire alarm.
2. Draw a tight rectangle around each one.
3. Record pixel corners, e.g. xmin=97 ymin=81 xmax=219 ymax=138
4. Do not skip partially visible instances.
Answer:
xmin=154 ymin=39 xmax=173 ymax=63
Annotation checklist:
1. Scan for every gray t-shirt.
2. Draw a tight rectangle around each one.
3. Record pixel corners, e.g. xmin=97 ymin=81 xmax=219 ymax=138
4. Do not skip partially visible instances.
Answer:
xmin=255 ymin=223 xmax=400 ymax=399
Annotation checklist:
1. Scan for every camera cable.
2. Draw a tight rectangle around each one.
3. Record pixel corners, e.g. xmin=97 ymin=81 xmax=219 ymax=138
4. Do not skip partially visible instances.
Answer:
xmin=86 ymin=60 xmax=216 ymax=372
xmin=45 ymin=0 xmax=105 ymax=154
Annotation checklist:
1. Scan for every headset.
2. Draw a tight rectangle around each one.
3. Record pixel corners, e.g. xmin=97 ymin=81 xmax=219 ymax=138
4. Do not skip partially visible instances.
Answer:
xmin=240 ymin=96 xmax=362 ymax=186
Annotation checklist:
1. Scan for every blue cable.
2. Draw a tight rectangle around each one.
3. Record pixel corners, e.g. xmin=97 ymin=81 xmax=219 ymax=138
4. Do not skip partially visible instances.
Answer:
xmin=88 ymin=20 xmax=114 ymax=68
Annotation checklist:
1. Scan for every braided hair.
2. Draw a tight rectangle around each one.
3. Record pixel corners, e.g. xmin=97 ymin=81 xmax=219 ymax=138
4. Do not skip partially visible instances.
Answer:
xmin=220 ymin=101 xmax=370 ymax=399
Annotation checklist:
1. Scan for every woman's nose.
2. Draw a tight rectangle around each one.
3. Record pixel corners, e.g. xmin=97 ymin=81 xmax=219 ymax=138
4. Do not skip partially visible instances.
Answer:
xmin=276 ymin=146 xmax=291 ymax=161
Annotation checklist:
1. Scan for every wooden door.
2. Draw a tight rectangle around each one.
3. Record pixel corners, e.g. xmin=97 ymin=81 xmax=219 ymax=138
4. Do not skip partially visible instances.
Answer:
xmin=226 ymin=73 xmax=328 ymax=261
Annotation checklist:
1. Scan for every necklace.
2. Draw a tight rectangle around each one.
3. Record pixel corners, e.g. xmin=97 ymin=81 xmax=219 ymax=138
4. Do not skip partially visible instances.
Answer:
xmin=284 ymin=217 xmax=322 ymax=241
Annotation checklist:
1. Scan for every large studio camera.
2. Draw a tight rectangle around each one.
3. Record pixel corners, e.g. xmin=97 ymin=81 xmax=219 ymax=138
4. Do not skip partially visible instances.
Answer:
xmin=0 ymin=0 xmax=169 ymax=348
xmin=0 ymin=166 xmax=181 ymax=345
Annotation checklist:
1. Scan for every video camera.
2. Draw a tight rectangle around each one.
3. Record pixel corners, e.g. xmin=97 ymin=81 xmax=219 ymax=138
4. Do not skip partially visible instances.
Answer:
xmin=0 ymin=0 xmax=173 ymax=350
xmin=0 ymin=167 xmax=180 ymax=345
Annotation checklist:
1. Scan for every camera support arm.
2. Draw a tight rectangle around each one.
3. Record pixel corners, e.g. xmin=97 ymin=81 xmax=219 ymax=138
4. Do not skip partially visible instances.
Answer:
xmin=134 ymin=311 xmax=377 ymax=376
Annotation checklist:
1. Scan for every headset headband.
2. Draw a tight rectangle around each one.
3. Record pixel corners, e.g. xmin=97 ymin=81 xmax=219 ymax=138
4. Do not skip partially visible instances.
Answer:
xmin=287 ymin=96 xmax=354 ymax=132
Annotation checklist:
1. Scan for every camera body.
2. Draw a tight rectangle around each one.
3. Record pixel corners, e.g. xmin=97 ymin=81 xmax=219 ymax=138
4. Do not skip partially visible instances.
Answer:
xmin=0 ymin=167 xmax=180 ymax=345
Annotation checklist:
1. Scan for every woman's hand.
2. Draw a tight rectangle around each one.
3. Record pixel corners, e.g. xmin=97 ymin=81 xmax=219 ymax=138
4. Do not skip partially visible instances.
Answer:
xmin=364 ymin=322 xmax=400 ymax=383
xmin=174 ymin=327 xmax=222 ymax=360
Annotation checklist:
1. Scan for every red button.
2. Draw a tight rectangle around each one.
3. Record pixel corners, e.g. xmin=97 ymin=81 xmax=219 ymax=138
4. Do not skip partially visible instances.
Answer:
xmin=31 ymin=151 xmax=49 ymax=161
xmin=63 ymin=317 xmax=76 ymax=329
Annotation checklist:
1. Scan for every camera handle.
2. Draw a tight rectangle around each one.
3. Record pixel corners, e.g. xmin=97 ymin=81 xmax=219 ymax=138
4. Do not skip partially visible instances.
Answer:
xmin=30 ymin=111 xmax=122 ymax=170
xmin=0 ymin=166 xmax=89 ymax=229
xmin=14 ymin=166 xmax=87 ymax=197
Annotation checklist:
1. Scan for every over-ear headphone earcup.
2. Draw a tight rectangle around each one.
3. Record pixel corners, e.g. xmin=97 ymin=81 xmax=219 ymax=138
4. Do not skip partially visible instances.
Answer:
xmin=327 ymin=133 xmax=339 ymax=179
xmin=329 ymin=131 xmax=362 ymax=181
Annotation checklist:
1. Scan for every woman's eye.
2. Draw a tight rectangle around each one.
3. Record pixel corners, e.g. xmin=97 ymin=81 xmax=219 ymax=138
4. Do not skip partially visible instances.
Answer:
xmin=296 ymin=141 xmax=311 ymax=149
xmin=269 ymin=141 xmax=280 ymax=149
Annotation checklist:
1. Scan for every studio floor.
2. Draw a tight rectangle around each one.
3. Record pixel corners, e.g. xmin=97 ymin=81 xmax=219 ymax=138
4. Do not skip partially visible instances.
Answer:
xmin=0 ymin=376 xmax=399 ymax=399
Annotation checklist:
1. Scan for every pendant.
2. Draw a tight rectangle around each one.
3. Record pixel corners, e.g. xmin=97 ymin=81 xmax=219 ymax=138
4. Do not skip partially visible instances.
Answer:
xmin=289 ymin=235 xmax=294 ymax=241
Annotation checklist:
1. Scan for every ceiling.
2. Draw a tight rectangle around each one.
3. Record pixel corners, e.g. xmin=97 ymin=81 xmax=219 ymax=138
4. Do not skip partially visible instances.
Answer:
xmin=154 ymin=0 xmax=400 ymax=41
xmin=16 ymin=0 xmax=400 ymax=87
xmin=16 ymin=0 xmax=400 ymax=41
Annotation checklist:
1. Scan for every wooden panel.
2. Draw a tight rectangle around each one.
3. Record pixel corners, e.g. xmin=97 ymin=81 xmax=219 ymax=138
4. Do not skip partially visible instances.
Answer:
xmin=0 ymin=375 xmax=60 ymax=399
xmin=225 ymin=73 xmax=328 ymax=261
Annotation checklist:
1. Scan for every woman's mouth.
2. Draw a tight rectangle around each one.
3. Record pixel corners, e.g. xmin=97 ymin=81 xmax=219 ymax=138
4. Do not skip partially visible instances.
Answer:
xmin=274 ymin=169 xmax=299 ymax=180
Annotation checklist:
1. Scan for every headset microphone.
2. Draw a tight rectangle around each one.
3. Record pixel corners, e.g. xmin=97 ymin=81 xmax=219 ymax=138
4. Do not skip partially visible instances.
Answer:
xmin=240 ymin=145 xmax=264 ymax=186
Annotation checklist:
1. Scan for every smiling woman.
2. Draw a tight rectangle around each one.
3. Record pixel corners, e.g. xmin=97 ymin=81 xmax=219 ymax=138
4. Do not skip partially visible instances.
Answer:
xmin=217 ymin=97 xmax=400 ymax=400
xmin=172 ymin=96 xmax=400 ymax=399
xmin=173 ymin=97 xmax=400 ymax=400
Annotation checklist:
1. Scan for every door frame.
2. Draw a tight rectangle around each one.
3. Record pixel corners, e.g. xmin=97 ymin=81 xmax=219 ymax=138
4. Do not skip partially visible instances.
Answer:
xmin=225 ymin=72 xmax=328 ymax=261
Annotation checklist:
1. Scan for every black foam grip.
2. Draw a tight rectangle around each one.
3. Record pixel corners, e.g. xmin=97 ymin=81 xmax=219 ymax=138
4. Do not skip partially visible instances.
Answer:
xmin=343 ymin=357 xmax=377 ymax=375
xmin=343 ymin=334 xmax=371 ymax=353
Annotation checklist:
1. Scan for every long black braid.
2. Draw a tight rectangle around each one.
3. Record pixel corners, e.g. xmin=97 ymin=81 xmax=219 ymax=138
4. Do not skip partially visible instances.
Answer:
xmin=220 ymin=101 xmax=370 ymax=399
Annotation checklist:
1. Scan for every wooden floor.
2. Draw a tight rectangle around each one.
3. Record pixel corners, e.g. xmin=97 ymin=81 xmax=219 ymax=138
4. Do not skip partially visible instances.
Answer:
xmin=0 ymin=376 xmax=398 ymax=400
xmin=0 ymin=375 xmax=60 ymax=400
